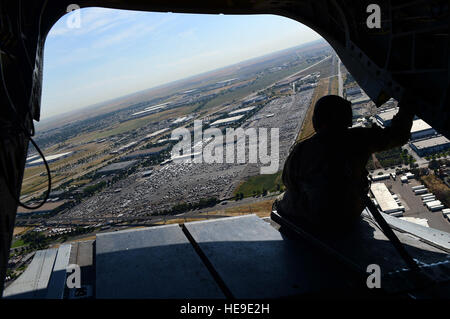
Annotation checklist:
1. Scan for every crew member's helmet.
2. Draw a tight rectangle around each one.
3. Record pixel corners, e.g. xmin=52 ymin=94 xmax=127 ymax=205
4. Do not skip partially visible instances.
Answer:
xmin=312 ymin=95 xmax=352 ymax=132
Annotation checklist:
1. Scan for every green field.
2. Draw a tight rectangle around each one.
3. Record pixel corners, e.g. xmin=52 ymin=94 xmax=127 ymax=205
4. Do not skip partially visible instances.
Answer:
xmin=234 ymin=171 xmax=284 ymax=197
xmin=11 ymin=239 xmax=25 ymax=248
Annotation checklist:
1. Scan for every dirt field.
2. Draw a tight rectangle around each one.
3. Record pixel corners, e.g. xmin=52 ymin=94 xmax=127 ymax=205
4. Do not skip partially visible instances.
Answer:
xmin=297 ymin=77 xmax=330 ymax=141
xmin=420 ymin=174 xmax=450 ymax=207
xmin=329 ymin=75 xmax=339 ymax=95
xmin=13 ymin=227 xmax=32 ymax=236
xmin=204 ymin=199 xmax=274 ymax=218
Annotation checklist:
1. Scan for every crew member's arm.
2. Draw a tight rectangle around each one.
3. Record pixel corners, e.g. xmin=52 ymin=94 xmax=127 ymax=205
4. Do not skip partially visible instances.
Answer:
xmin=357 ymin=94 xmax=416 ymax=154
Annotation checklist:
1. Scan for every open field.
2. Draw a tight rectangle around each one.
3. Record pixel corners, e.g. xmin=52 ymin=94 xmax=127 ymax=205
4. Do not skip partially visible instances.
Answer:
xmin=11 ymin=239 xmax=26 ymax=248
xmin=21 ymin=141 xmax=114 ymax=197
xmin=206 ymin=199 xmax=275 ymax=218
xmin=296 ymin=77 xmax=330 ymax=141
xmin=329 ymin=75 xmax=339 ymax=95
xmin=13 ymin=227 xmax=32 ymax=236
xmin=234 ymin=171 xmax=283 ymax=197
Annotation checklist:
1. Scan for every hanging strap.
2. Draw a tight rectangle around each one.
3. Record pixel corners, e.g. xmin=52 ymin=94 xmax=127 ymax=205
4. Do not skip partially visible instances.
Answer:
xmin=364 ymin=196 xmax=420 ymax=272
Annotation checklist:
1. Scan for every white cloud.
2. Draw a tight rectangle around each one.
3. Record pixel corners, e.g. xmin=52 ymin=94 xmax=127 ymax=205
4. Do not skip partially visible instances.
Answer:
xmin=92 ymin=22 xmax=156 ymax=49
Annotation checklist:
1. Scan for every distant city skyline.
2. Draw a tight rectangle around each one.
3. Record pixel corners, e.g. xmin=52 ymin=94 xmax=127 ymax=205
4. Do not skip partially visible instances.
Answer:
xmin=41 ymin=8 xmax=321 ymax=119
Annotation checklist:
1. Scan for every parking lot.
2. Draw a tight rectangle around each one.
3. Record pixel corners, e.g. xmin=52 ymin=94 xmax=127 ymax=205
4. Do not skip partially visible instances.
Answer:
xmin=58 ymin=89 xmax=313 ymax=221
xmin=382 ymin=177 xmax=450 ymax=232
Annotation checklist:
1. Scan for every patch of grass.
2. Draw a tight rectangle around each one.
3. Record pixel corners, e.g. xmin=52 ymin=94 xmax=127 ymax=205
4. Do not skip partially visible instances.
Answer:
xmin=71 ymin=179 xmax=91 ymax=186
xmin=11 ymin=239 xmax=25 ymax=248
xmin=234 ymin=171 xmax=283 ymax=198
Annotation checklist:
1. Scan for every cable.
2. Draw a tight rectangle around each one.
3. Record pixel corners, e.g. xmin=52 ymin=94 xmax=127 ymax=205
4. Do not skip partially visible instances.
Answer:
xmin=0 ymin=46 xmax=51 ymax=210
xmin=20 ymin=136 xmax=52 ymax=209
xmin=365 ymin=196 xmax=421 ymax=272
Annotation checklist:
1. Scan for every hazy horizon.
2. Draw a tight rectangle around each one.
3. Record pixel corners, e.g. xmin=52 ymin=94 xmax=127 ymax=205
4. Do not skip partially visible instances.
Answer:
xmin=39 ymin=39 xmax=324 ymax=125
xmin=42 ymin=8 xmax=322 ymax=120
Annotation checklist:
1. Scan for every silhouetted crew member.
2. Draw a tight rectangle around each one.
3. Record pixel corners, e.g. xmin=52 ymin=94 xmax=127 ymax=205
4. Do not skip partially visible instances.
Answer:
xmin=275 ymin=94 xmax=415 ymax=231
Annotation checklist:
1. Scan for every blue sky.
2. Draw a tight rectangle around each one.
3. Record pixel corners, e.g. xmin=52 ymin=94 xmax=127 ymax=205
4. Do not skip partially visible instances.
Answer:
xmin=41 ymin=7 xmax=321 ymax=119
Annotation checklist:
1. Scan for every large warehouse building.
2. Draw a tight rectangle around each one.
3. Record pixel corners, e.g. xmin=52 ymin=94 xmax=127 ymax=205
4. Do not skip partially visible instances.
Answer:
xmin=370 ymin=183 xmax=404 ymax=215
xmin=96 ymin=160 xmax=137 ymax=176
xmin=410 ymin=119 xmax=436 ymax=140
xmin=375 ymin=108 xmax=398 ymax=127
xmin=122 ymin=145 xmax=169 ymax=160
xmin=410 ymin=135 xmax=450 ymax=156
xmin=26 ymin=151 xmax=73 ymax=167
xmin=375 ymin=110 xmax=437 ymax=141
xmin=210 ymin=115 xmax=244 ymax=127
xmin=228 ymin=106 xmax=255 ymax=116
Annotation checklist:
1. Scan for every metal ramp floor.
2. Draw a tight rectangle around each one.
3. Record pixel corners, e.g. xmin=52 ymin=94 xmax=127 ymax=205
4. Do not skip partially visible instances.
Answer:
xmin=3 ymin=213 xmax=450 ymax=299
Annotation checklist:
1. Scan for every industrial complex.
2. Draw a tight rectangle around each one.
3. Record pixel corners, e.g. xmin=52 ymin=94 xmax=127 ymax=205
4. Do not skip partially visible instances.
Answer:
xmin=374 ymin=107 xmax=450 ymax=158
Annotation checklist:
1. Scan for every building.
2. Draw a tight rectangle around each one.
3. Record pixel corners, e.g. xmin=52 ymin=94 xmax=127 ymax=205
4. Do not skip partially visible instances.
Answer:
xmin=16 ymin=201 xmax=67 ymax=217
xmin=371 ymin=174 xmax=390 ymax=181
xmin=228 ymin=106 xmax=255 ymax=116
xmin=375 ymin=108 xmax=398 ymax=127
xmin=48 ymin=190 xmax=66 ymax=199
xmin=241 ymin=95 xmax=266 ymax=105
xmin=345 ymin=86 xmax=361 ymax=96
xmin=25 ymin=154 xmax=39 ymax=163
xmin=96 ymin=160 xmax=137 ymax=175
xmin=141 ymin=170 xmax=153 ymax=177
xmin=172 ymin=116 xmax=192 ymax=125
xmin=210 ymin=115 xmax=244 ymax=127
xmin=370 ymin=183 xmax=404 ymax=214
xmin=27 ymin=151 xmax=73 ymax=167
xmin=350 ymin=94 xmax=371 ymax=105
xmin=122 ymin=145 xmax=169 ymax=160
xmin=297 ymin=83 xmax=316 ymax=92
xmin=410 ymin=119 xmax=436 ymax=140
xmin=132 ymin=102 xmax=170 ymax=117
xmin=279 ymin=87 xmax=292 ymax=93
xmin=410 ymin=135 xmax=450 ymax=156
xmin=143 ymin=128 xmax=170 ymax=140
xmin=111 ymin=141 xmax=138 ymax=154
